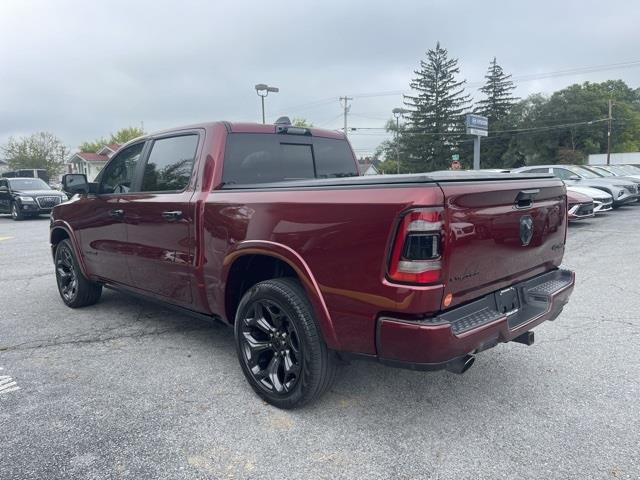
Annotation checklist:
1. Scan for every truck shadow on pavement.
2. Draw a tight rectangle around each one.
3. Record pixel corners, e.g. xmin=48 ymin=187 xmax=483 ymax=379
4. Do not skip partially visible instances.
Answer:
xmin=91 ymin=288 xmax=541 ymax=416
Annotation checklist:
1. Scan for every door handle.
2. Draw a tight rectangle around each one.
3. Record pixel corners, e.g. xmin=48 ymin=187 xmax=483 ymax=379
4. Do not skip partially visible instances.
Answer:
xmin=161 ymin=210 xmax=183 ymax=221
xmin=109 ymin=209 xmax=124 ymax=218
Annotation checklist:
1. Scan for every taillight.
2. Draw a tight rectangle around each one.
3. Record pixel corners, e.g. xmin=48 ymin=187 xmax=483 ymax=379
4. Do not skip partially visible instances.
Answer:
xmin=388 ymin=208 xmax=443 ymax=284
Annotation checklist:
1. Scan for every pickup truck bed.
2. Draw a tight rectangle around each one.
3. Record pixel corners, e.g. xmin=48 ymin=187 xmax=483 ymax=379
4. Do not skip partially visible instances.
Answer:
xmin=51 ymin=120 xmax=575 ymax=408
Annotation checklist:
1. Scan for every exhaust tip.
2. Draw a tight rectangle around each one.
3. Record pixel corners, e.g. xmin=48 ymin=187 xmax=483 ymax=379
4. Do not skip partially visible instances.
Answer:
xmin=446 ymin=354 xmax=475 ymax=374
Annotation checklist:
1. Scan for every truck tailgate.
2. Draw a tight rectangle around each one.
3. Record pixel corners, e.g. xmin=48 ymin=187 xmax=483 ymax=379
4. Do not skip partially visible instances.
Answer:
xmin=438 ymin=178 xmax=566 ymax=308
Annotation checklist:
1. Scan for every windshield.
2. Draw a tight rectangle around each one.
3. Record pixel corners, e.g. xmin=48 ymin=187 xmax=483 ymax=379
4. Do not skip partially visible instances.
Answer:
xmin=591 ymin=166 xmax=614 ymax=176
xmin=619 ymin=165 xmax=640 ymax=174
xmin=8 ymin=178 xmax=51 ymax=190
xmin=610 ymin=165 xmax=634 ymax=176
xmin=569 ymin=166 xmax=602 ymax=179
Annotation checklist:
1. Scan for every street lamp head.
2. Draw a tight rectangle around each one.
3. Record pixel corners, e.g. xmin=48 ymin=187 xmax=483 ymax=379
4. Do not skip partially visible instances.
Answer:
xmin=255 ymin=84 xmax=279 ymax=96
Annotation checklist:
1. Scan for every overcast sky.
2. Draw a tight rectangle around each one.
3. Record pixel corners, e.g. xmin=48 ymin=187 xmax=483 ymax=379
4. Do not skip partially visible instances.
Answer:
xmin=1 ymin=0 xmax=639 ymax=156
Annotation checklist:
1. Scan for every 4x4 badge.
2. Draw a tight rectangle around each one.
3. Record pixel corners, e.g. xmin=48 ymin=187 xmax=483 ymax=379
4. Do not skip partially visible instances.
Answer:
xmin=519 ymin=215 xmax=534 ymax=246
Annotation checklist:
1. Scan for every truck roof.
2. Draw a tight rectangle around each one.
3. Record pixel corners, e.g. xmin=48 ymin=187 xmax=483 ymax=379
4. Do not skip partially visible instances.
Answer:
xmin=123 ymin=121 xmax=346 ymax=147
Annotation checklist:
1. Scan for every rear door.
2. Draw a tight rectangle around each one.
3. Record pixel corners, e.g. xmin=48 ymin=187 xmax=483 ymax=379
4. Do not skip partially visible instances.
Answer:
xmin=438 ymin=177 xmax=566 ymax=308
xmin=122 ymin=132 xmax=200 ymax=306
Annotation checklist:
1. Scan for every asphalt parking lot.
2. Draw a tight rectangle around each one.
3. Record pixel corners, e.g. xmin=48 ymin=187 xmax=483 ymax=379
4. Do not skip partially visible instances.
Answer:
xmin=1 ymin=209 xmax=639 ymax=480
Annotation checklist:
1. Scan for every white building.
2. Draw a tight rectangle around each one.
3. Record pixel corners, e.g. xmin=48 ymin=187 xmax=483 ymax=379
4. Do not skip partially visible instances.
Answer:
xmin=68 ymin=144 xmax=120 ymax=181
xmin=588 ymin=152 xmax=640 ymax=165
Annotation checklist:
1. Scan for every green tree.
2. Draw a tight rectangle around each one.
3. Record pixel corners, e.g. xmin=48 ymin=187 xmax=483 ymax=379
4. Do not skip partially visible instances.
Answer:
xmin=292 ymin=118 xmax=314 ymax=127
xmin=473 ymin=58 xmax=519 ymax=168
xmin=504 ymin=80 xmax=640 ymax=165
xmin=79 ymin=137 xmax=109 ymax=153
xmin=79 ymin=126 xmax=145 ymax=152
xmin=475 ymin=57 xmax=518 ymax=122
xmin=402 ymin=42 xmax=471 ymax=172
xmin=1 ymin=132 xmax=68 ymax=178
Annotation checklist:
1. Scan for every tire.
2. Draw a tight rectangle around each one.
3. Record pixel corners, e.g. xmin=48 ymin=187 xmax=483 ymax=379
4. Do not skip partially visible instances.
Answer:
xmin=10 ymin=202 xmax=24 ymax=221
xmin=234 ymin=278 xmax=337 ymax=409
xmin=54 ymin=239 xmax=102 ymax=308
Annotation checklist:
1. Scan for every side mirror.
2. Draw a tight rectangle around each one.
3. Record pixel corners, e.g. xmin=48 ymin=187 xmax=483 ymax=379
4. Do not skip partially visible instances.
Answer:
xmin=568 ymin=175 xmax=581 ymax=181
xmin=62 ymin=173 xmax=95 ymax=195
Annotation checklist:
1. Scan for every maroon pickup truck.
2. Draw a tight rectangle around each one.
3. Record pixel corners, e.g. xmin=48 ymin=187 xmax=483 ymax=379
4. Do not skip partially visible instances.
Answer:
xmin=51 ymin=119 xmax=575 ymax=408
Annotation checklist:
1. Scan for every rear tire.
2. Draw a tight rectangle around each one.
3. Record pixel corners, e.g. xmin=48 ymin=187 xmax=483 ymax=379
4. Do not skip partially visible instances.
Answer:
xmin=234 ymin=278 xmax=337 ymax=409
xmin=54 ymin=239 xmax=102 ymax=308
xmin=11 ymin=203 xmax=23 ymax=221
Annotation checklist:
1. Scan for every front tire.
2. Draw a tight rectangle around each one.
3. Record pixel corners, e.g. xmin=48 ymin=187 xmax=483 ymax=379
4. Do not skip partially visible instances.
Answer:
xmin=234 ymin=278 xmax=337 ymax=409
xmin=54 ymin=239 xmax=102 ymax=308
xmin=11 ymin=202 xmax=23 ymax=221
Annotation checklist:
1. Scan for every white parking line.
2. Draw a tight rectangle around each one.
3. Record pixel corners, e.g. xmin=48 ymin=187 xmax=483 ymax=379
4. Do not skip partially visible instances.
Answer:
xmin=0 ymin=368 xmax=20 ymax=395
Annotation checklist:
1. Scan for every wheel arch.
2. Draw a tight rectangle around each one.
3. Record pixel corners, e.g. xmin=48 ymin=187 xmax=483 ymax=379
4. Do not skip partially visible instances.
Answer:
xmin=222 ymin=241 xmax=340 ymax=350
xmin=50 ymin=223 xmax=91 ymax=279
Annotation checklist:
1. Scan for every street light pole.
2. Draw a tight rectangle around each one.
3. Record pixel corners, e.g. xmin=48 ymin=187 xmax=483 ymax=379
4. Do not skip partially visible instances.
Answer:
xmin=254 ymin=84 xmax=279 ymax=124
xmin=392 ymin=108 xmax=409 ymax=174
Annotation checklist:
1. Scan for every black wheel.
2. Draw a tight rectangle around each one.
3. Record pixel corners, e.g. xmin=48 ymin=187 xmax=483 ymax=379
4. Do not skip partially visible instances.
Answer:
xmin=234 ymin=278 xmax=337 ymax=409
xmin=10 ymin=202 xmax=23 ymax=221
xmin=55 ymin=239 xmax=102 ymax=308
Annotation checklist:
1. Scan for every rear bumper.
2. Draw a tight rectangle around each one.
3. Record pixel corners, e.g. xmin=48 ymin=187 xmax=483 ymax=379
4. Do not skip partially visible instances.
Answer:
xmin=376 ymin=268 xmax=575 ymax=369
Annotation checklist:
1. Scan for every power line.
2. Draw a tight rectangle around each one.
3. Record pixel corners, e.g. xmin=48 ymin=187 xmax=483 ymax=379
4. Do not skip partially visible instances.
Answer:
xmin=348 ymin=117 xmax=612 ymax=137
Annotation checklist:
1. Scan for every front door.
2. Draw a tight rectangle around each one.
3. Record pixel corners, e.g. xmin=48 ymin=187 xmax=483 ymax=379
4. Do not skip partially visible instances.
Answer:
xmin=76 ymin=142 xmax=146 ymax=285
xmin=122 ymin=132 xmax=200 ymax=307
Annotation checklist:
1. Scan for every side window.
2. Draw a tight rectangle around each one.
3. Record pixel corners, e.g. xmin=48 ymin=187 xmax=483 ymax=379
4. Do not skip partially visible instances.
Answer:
xmin=0 ymin=179 xmax=7 ymax=189
xmin=99 ymin=143 xmax=144 ymax=194
xmin=141 ymin=135 xmax=198 ymax=192
xmin=525 ymin=168 xmax=550 ymax=174
xmin=552 ymin=168 xmax=573 ymax=180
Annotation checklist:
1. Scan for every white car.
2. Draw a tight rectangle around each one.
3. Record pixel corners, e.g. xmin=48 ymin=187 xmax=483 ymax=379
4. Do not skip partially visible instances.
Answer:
xmin=566 ymin=185 xmax=613 ymax=213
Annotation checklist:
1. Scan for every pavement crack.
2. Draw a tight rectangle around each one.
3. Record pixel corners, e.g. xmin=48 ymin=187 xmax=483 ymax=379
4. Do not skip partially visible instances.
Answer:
xmin=0 ymin=325 xmax=212 ymax=353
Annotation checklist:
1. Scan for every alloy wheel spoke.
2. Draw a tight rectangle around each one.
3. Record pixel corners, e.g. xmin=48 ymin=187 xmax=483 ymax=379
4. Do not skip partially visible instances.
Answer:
xmin=267 ymin=354 xmax=284 ymax=393
xmin=242 ymin=331 xmax=272 ymax=355
xmin=283 ymin=351 xmax=300 ymax=377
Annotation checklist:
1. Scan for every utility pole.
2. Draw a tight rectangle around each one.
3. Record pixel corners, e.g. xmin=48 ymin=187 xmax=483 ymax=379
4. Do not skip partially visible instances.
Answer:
xmin=340 ymin=96 xmax=352 ymax=138
xmin=392 ymin=107 xmax=409 ymax=174
xmin=606 ymin=99 xmax=613 ymax=165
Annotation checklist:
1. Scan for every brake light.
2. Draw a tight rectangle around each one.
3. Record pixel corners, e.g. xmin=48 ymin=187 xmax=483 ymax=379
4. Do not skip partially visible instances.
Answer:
xmin=388 ymin=208 xmax=443 ymax=284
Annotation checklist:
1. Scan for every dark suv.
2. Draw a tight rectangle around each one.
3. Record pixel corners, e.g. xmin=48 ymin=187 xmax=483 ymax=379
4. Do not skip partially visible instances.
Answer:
xmin=0 ymin=177 xmax=67 ymax=220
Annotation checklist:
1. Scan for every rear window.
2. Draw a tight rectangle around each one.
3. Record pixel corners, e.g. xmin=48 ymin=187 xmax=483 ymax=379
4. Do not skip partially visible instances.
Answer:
xmin=221 ymin=133 xmax=358 ymax=185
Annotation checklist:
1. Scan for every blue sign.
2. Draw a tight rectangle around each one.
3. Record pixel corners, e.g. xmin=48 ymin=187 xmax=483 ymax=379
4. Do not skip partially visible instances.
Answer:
xmin=465 ymin=114 xmax=489 ymax=130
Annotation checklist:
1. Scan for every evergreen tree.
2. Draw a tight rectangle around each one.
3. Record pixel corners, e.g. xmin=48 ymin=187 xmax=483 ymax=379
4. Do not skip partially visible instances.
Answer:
xmin=475 ymin=57 xmax=518 ymax=123
xmin=401 ymin=42 xmax=471 ymax=172
xmin=474 ymin=58 xmax=519 ymax=168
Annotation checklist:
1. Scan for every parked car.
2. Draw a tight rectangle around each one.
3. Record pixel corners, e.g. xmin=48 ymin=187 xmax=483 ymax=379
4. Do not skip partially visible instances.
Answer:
xmin=51 ymin=120 xmax=575 ymax=408
xmin=513 ymin=165 xmax=638 ymax=207
xmin=588 ymin=164 xmax=640 ymax=183
xmin=620 ymin=164 xmax=640 ymax=174
xmin=2 ymin=168 xmax=49 ymax=183
xmin=566 ymin=185 xmax=613 ymax=213
xmin=566 ymin=190 xmax=595 ymax=220
xmin=0 ymin=177 xmax=68 ymax=220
